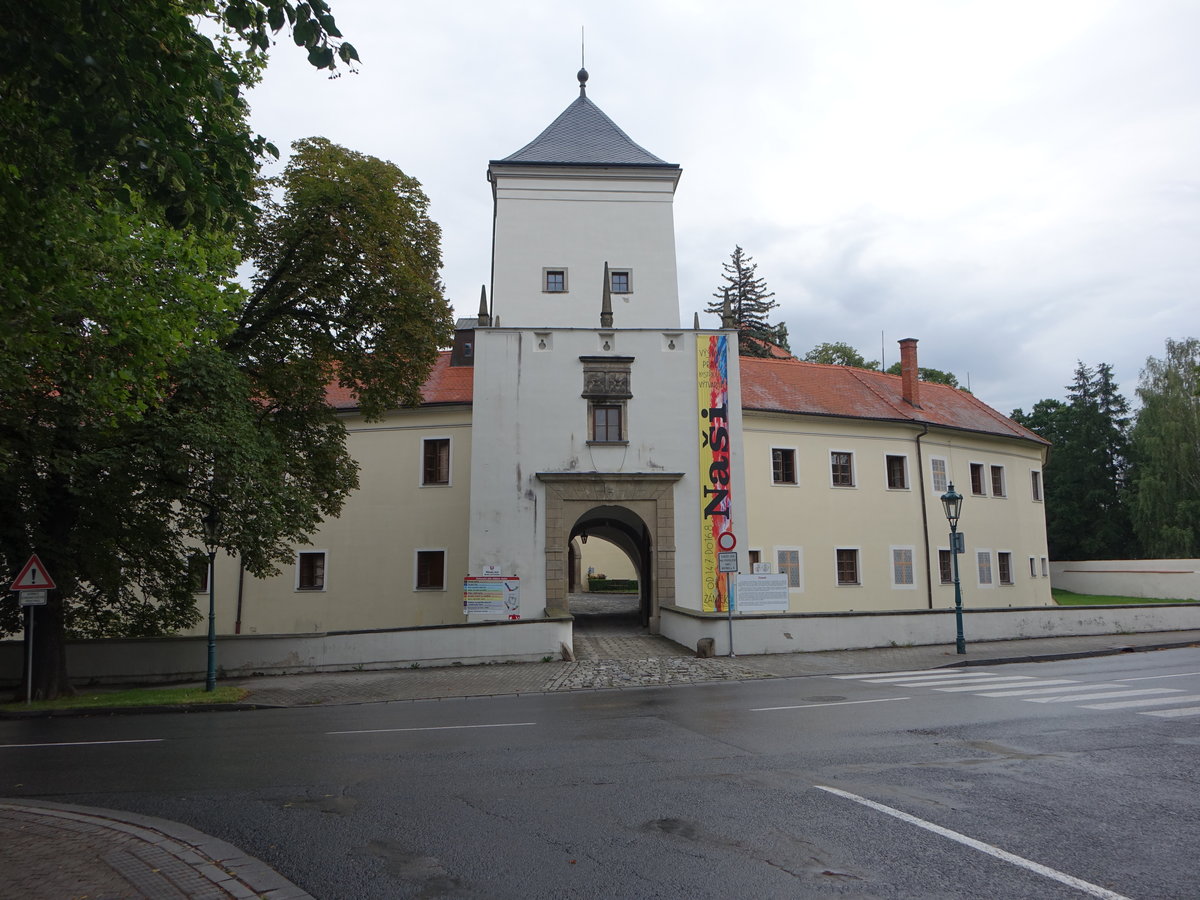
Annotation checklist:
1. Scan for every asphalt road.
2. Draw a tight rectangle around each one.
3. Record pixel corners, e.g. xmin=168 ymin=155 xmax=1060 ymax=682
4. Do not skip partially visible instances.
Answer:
xmin=3 ymin=649 xmax=1199 ymax=899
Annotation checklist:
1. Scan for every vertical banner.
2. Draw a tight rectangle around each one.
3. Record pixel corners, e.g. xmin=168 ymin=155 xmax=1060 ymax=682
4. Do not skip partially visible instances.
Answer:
xmin=697 ymin=334 xmax=733 ymax=612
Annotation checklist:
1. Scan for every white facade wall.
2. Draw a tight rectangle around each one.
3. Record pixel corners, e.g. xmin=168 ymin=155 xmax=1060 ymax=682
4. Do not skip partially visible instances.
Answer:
xmin=742 ymin=413 xmax=1052 ymax=612
xmin=488 ymin=166 xmax=681 ymax=329
xmin=467 ymin=327 xmax=748 ymax=614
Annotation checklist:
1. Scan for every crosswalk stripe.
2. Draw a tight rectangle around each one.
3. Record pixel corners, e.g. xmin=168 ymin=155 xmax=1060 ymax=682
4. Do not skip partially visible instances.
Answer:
xmin=934 ymin=679 xmax=1042 ymax=692
xmin=1081 ymin=694 xmax=1200 ymax=710
xmin=977 ymin=681 xmax=1101 ymax=696
xmin=1142 ymin=706 xmax=1200 ymax=718
xmin=877 ymin=674 xmax=1018 ymax=686
xmin=861 ymin=672 xmax=999 ymax=684
xmin=1026 ymin=688 xmax=1181 ymax=704
xmin=831 ymin=670 xmax=948 ymax=679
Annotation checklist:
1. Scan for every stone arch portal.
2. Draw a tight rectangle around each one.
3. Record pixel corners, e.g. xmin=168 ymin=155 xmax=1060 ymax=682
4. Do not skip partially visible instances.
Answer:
xmin=537 ymin=472 xmax=683 ymax=633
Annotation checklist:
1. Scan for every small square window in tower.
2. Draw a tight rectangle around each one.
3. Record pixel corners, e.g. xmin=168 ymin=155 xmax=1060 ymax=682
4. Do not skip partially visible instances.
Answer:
xmin=610 ymin=270 xmax=631 ymax=293
xmin=544 ymin=269 xmax=567 ymax=293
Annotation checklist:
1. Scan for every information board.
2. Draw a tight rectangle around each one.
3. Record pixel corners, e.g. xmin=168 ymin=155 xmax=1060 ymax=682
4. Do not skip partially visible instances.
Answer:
xmin=463 ymin=576 xmax=521 ymax=620
xmin=735 ymin=574 xmax=789 ymax=612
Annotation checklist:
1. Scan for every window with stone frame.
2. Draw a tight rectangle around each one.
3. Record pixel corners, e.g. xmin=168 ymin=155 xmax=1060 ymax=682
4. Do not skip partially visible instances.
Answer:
xmin=297 ymin=551 xmax=326 ymax=591
xmin=610 ymin=269 xmax=631 ymax=293
xmin=930 ymin=457 xmax=948 ymax=493
xmin=939 ymin=549 xmax=954 ymax=584
xmin=886 ymin=454 xmax=908 ymax=490
xmin=998 ymin=551 xmax=1014 ymax=585
xmin=416 ymin=550 xmax=445 ymax=590
xmin=772 ymin=448 xmax=797 ymax=484
xmin=581 ymin=356 xmax=633 ymax=444
xmin=422 ymin=437 xmax=450 ymax=485
xmin=970 ymin=462 xmax=986 ymax=495
xmin=830 ymin=451 xmax=854 ymax=487
xmin=836 ymin=548 xmax=860 ymax=585
xmin=544 ymin=268 xmax=567 ymax=292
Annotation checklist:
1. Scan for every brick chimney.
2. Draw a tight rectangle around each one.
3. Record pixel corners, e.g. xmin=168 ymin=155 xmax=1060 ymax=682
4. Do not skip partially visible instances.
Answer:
xmin=899 ymin=338 xmax=920 ymax=408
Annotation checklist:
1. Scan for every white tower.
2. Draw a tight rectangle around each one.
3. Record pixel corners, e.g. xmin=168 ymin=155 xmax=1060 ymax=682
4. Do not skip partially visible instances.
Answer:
xmin=487 ymin=69 xmax=682 ymax=329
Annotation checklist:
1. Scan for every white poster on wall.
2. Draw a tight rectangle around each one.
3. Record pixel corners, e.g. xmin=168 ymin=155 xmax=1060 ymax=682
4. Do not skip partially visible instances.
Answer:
xmin=735 ymin=574 xmax=789 ymax=612
xmin=463 ymin=576 xmax=521 ymax=621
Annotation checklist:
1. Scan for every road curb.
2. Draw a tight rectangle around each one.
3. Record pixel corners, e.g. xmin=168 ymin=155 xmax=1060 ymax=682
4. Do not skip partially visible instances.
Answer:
xmin=0 ymin=798 xmax=314 ymax=899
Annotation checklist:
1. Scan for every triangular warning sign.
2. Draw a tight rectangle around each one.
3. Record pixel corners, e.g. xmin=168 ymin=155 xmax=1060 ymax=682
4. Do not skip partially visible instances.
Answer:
xmin=10 ymin=553 xmax=56 ymax=591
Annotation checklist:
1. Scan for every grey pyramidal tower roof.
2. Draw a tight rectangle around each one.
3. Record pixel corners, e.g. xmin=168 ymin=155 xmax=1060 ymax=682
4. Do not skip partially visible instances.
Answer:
xmin=497 ymin=73 xmax=675 ymax=167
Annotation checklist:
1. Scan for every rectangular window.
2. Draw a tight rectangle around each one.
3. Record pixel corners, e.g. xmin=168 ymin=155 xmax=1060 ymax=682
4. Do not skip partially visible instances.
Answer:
xmin=885 ymin=454 xmax=908 ymax=490
xmin=297 ymin=551 xmax=326 ymax=591
xmin=990 ymin=465 xmax=1006 ymax=497
xmin=422 ymin=437 xmax=450 ymax=485
xmin=970 ymin=462 xmax=986 ymax=496
xmin=610 ymin=270 xmax=631 ymax=293
xmin=772 ymin=448 xmax=797 ymax=484
xmin=776 ymin=549 xmax=801 ymax=588
xmin=998 ymin=551 xmax=1013 ymax=585
xmin=415 ymin=550 xmax=445 ymax=590
xmin=1041 ymin=557 xmax=1049 ymax=577
xmin=892 ymin=547 xmax=915 ymax=586
xmin=188 ymin=554 xmax=210 ymax=594
xmin=591 ymin=404 xmax=623 ymax=442
xmin=544 ymin=268 xmax=567 ymax=292
xmin=836 ymin=548 xmax=860 ymax=585
xmin=977 ymin=550 xmax=993 ymax=586
xmin=830 ymin=451 xmax=854 ymax=487
xmin=748 ymin=549 xmax=761 ymax=567
xmin=1031 ymin=470 xmax=1043 ymax=501
xmin=930 ymin=458 xmax=948 ymax=493
xmin=1029 ymin=556 xmax=1037 ymax=577
xmin=939 ymin=549 xmax=954 ymax=584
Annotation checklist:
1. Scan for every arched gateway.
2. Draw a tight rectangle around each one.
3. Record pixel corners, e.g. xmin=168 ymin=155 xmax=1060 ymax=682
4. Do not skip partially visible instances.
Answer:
xmin=537 ymin=473 xmax=682 ymax=633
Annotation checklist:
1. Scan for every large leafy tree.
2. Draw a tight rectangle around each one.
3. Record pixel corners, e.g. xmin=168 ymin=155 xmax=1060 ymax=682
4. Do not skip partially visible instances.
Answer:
xmin=1128 ymin=338 xmax=1200 ymax=557
xmin=884 ymin=362 xmax=962 ymax=388
xmin=1012 ymin=362 xmax=1133 ymax=560
xmin=1 ymin=3 xmax=454 ymax=699
xmin=804 ymin=341 xmax=879 ymax=369
xmin=707 ymin=246 xmax=790 ymax=356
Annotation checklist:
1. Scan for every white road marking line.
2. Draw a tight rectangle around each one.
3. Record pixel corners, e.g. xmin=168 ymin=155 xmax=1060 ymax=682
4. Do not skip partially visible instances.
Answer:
xmin=1082 ymin=694 xmax=1200 ymax=710
xmin=815 ymin=785 xmax=1132 ymax=900
xmin=978 ymin=682 xmax=1108 ymax=697
xmin=933 ymin=679 xmax=1042 ymax=692
xmin=326 ymin=722 xmax=536 ymax=736
xmin=875 ymin=674 xmax=1011 ymax=686
xmin=751 ymin=697 xmax=911 ymax=712
xmin=1113 ymin=671 xmax=1200 ymax=682
xmin=1142 ymin=706 xmax=1200 ymax=718
xmin=1025 ymin=688 xmax=1181 ymax=704
xmin=0 ymin=738 xmax=164 ymax=749
xmin=831 ymin=669 xmax=948 ymax=679
xmin=858 ymin=672 xmax=998 ymax=684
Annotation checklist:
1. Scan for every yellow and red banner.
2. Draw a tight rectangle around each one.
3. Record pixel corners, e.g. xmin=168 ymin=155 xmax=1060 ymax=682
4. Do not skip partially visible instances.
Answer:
xmin=697 ymin=334 xmax=733 ymax=612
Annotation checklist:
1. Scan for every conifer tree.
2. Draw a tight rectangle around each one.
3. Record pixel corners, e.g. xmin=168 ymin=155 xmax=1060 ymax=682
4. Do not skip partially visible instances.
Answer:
xmin=707 ymin=246 xmax=789 ymax=357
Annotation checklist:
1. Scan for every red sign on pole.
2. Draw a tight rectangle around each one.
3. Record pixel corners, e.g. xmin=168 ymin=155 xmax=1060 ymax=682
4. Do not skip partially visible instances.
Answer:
xmin=10 ymin=554 xmax=56 ymax=592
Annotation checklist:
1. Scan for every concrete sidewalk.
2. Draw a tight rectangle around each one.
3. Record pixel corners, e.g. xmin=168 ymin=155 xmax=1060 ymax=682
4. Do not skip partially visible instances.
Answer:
xmin=0 ymin=800 xmax=312 ymax=899
xmin=230 ymin=627 xmax=1200 ymax=709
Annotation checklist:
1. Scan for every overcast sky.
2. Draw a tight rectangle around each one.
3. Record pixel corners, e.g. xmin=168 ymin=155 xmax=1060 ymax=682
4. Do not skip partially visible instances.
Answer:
xmin=245 ymin=0 xmax=1199 ymax=416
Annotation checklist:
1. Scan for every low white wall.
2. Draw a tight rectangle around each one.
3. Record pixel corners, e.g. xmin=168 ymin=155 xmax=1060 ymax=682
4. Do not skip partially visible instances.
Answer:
xmin=1051 ymin=559 xmax=1200 ymax=601
xmin=0 ymin=618 xmax=573 ymax=687
xmin=660 ymin=603 xmax=1200 ymax=657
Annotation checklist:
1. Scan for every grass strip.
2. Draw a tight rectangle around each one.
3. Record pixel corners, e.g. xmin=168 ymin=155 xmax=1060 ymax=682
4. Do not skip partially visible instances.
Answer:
xmin=3 ymin=685 xmax=247 ymax=712
xmin=1052 ymin=588 xmax=1188 ymax=606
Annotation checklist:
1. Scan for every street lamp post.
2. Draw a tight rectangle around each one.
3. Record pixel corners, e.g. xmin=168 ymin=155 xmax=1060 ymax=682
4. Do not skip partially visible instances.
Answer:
xmin=203 ymin=509 xmax=219 ymax=692
xmin=941 ymin=483 xmax=966 ymax=655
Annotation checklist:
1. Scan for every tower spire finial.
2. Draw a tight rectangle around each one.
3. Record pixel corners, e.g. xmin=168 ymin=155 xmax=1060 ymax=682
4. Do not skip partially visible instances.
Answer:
xmin=578 ymin=27 xmax=588 ymax=96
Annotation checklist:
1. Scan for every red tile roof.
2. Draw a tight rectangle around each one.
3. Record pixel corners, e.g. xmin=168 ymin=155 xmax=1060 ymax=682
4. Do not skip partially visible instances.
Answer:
xmin=328 ymin=350 xmax=1046 ymax=446
xmin=740 ymin=356 xmax=1048 ymax=444
xmin=327 ymin=352 xmax=473 ymax=410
